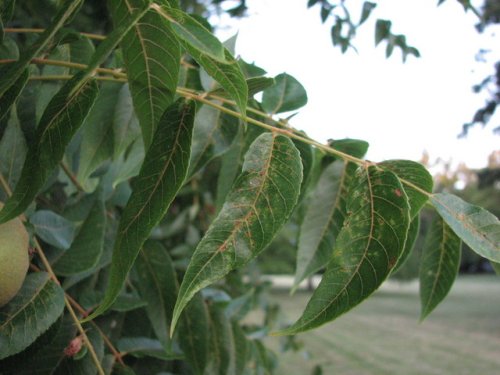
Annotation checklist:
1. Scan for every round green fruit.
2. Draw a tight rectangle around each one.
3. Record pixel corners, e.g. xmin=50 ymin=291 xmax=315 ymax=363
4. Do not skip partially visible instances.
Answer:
xmin=0 ymin=203 xmax=29 ymax=307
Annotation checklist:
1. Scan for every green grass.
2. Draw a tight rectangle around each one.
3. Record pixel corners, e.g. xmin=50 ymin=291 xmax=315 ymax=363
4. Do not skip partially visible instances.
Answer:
xmin=260 ymin=275 xmax=500 ymax=375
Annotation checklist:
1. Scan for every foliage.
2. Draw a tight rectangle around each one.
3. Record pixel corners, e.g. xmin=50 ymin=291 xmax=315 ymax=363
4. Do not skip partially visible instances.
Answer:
xmin=0 ymin=0 xmax=499 ymax=374
xmin=461 ymin=0 xmax=500 ymax=136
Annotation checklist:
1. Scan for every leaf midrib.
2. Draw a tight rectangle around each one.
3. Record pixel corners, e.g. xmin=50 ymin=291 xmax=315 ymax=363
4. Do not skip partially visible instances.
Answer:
xmin=422 ymin=220 xmax=449 ymax=316
xmin=121 ymin=105 xmax=189 ymax=234
xmin=37 ymin=80 xmax=90 ymax=144
xmin=433 ymin=194 xmax=498 ymax=251
xmin=294 ymin=166 xmax=377 ymax=330
xmin=180 ymin=134 xmax=277 ymax=302
xmin=125 ymin=0 xmax=156 ymax=145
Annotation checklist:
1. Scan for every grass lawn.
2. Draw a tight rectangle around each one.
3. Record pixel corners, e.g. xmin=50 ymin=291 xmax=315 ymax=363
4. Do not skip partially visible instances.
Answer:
xmin=259 ymin=275 xmax=500 ymax=375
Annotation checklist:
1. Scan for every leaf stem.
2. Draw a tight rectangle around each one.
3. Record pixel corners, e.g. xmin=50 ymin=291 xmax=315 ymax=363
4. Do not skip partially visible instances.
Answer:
xmin=29 ymin=74 xmax=127 ymax=83
xmin=66 ymin=294 xmax=125 ymax=365
xmin=0 ymin=172 xmax=106 ymax=375
xmin=178 ymin=88 xmax=367 ymax=166
xmin=4 ymin=27 xmax=107 ymax=41
xmin=0 ymin=58 xmax=366 ymax=166
xmin=60 ymin=162 xmax=85 ymax=192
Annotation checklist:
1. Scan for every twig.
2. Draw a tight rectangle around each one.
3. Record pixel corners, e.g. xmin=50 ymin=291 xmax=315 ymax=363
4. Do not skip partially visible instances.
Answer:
xmin=60 ymin=162 xmax=85 ymax=192
xmin=0 ymin=172 xmax=106 ymax=375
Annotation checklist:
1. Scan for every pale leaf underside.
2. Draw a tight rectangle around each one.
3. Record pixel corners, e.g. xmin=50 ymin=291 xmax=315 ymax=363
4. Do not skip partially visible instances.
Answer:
xmin=431 ymin=193 xmax=500 ymax=262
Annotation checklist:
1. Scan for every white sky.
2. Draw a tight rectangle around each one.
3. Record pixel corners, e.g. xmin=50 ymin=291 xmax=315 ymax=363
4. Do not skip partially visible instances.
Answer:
xmin=214 ymin=0 xmax=499 ymax=169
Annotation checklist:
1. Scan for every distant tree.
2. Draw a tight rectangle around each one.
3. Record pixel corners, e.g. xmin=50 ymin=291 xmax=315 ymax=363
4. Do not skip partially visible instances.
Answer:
xmin=461 ymin=0 xmax=500 ymax=136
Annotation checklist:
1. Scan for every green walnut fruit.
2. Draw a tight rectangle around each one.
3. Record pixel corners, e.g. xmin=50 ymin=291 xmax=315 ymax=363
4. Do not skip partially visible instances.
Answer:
xmin=0 ymin=203 xmax=29 ymax=307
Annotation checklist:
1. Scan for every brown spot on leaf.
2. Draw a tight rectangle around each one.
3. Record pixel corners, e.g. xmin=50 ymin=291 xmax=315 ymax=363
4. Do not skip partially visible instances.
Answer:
xmin=394 ymin=189 xmax=402 ymax=197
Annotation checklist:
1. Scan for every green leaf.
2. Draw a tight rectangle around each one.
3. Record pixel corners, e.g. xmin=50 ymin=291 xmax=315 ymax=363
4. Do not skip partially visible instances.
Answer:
xmin=491 ymin=261 xmax=500 ymax=275
xmin=188 ymin=102 xmax=239 ymax=177
xmin=52 ymin=195 xmax=106 ymax=275
xmin=67 ymin=34 xmax=95 ymax=68
xmin=183 ymin=44 xmax=247 ymax=115
xmin=209 ymin=76 xmax=275 ymax=99
xmin=0 ymin=0 xmax=15 ymax=26
xmin=359 ymin=2 xmax=377 ymax=25
xmin=112 ymin=138 xmax=145 ymax=188
xmin=0 ymin=36 xmax=18 ymax=60
xmin=155 ymin=5 xmax=225 ymax=62
xmin=134 ymin=241 xmax=178 ymax=348
xmin=117 ymin=337 xmax=182 ymax=360
xmin=215 ymin=127 xmax=244 ymax=212
xmin=30 ymin=210 xmax=76 ymax=250
xmin=0 ymin=107 xmax=27 ymax=196
xmin=84 ymin=98 xmax=195 ymax=321
xmin=231 ymin=321 xmax=249 ymax=374
xmin=328 ymin=138 xmax=370 ymax=161
xmin=206 ymin=304 xmax=235 ymax=375
xmin=262 ymin=73 xmax=308 ymax=114
xmin=77 ymin=82 xmax=122 ymax=188
xmin=379 ymin=159 xmax=433 ymax=218
xmin=0 ymin=314 xmax=77 ymax=375
xmin=109 ymin=0 xmax=181 ymax=149
xmin=113 ymin=84 xmax=141 ymax=160
xmin=293 ymin=140 xmax=368 ymax=289
xmin=375 ymin=19 xmax=391 ymax=46
xmin=293 ymin=138 xmax=314 ymax=205
xmin=419 ymin=216 xmax=461 ymax=320
xmin=172 ymin=133 xmax=303 ymax=333
xmin=392 ymin=215 xmax=420 ymax=273
xmin=246 ymin=77 xmax=276 ymax=97
xmin=0 ymin=68 xmax=28 ymax=122
xmin=293 ymin=161 xmax=346 ymax=289
xmin=0 ymin=74 xmax=98 ymax=223
xmin=431 ymin=193 xmax=500 ymax=262
xmin=178 ymin=293 xmax=209 ymax=375
xmin=35 ymin=45 xmax=70 ymax=122
xmin=0 ymin=0 xmax=82 ymax=98
xmin=0 ymin=272 xmax=65 ymax=359
xmin=276 ymin=166 xmax=410 ymax=335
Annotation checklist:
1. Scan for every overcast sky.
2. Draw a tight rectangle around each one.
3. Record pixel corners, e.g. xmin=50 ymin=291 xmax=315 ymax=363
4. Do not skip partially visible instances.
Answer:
xmin=213 ymin=0 xmax=499 ymax=169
